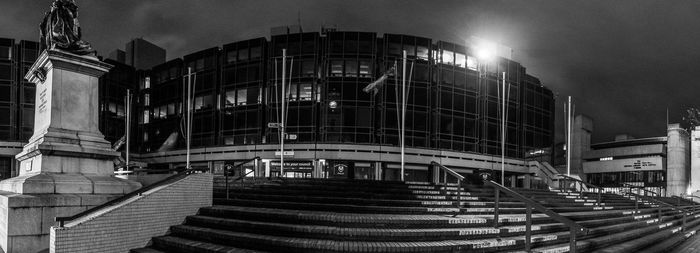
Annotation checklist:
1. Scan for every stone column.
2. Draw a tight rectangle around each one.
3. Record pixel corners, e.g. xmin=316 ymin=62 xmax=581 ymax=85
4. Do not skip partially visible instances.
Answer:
xmin=0 ymin=50 xmax=140 ymax=194
xmin=0 ymin=50 xmax=141 ymax=252
xmin=667 ymin=124 xmax=690 ymax=196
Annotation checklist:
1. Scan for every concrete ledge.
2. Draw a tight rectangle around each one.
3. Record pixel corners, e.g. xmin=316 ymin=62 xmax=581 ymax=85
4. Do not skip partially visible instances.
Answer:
xmin=51 ymin=173 xmax=212 ymax=253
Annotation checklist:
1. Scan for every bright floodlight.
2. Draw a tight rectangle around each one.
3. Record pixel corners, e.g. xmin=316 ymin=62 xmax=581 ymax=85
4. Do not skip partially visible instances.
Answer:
xmin=470 ymin=36 xmax=499 ymax=61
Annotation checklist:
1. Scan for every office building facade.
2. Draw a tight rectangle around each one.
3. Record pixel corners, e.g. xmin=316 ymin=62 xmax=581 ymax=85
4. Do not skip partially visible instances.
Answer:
xmin=134 ymin=29 xmax=556 ymax=184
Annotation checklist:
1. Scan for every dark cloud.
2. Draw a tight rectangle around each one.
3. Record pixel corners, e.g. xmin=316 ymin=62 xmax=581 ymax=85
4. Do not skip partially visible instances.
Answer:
xmin=3 ymin=0 xmax=700 ymax=143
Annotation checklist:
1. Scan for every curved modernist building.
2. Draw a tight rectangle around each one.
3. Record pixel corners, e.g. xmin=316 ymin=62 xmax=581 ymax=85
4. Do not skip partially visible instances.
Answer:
xmin=133 ymin=28 xmax=556 ymax=184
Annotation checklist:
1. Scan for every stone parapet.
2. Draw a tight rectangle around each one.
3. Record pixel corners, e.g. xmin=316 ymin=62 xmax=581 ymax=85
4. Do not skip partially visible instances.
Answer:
xmin=50 ymin=172 xmax=212 ymax=253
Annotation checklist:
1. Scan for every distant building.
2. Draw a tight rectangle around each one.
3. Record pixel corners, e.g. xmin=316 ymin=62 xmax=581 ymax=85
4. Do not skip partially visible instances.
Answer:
xmin=126 ymin=38 xmax=166 ymax=70
xmin=582 ymin=123 xmax=690 ymax=196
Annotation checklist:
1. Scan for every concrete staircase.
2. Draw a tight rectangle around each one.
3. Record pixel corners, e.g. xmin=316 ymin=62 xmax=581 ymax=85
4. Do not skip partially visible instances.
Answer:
xmin=131 ymin=178 xmax=700 ymax=252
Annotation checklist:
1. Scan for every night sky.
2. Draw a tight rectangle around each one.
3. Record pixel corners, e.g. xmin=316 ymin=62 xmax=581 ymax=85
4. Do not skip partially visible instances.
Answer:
xmin=3 ymin=0 xmax=700 ymax=143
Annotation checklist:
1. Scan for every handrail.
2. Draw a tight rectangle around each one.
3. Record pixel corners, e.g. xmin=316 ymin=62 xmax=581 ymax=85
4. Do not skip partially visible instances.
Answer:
xmin=673 ymin=195 xmax=700 ymax=207
xmin=620 ymin=182 xmax=658 ymax=196
xmin=558 ymin=174 xmax=605 ymax=206
xmin=629 ymin=192 xmax=696 ymax=230
xmin=55 ymin=167 xmax=209 ymax=227
xmin=484 ymin=179 xmax=588 ymax=253
xmin=430 ymin=161 xmax=464 ymax=210
xmin=224 ymin=157 xmax=260 ymax=199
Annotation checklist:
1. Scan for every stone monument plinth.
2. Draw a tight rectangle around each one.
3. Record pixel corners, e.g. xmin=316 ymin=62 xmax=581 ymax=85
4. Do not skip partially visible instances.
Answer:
xmin=0 ymin=50 xmax=141 ymax=252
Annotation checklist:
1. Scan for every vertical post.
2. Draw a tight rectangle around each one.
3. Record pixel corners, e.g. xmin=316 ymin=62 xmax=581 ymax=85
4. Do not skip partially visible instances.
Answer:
xmin=525 ymin=205 xmax=532 ymax=251
xmin=635 ymin=194 xmax=639 ymax=213
xmin=281 ymin=49 xmax=286 ymax=177
xmin=494 ymin=189 xmax=500 ymax=228
xmin=683 ymin=211 xmax=687 ymax=229
xmin=225 ymin=165 xmax=229 ymax=199
xmin=401 ymin=50 xmax=407 ymax=181
xmin=567 ymin=96 xmax=572 ymax=176
xmin=597 ymin=187 xmax=602 ymax=206
xmin=186 ymin=67 xmax=192 ymax=169
xmin=657 ymin=203 xmax=661 ymax=220
xmin=457 ymin=178 xmax=462 ymax=208
xmin=125 ymin=89 xmax=131 ymax=171
xmin=570 ymin=227 xmax=577 ymax=253
xmin=501 ymin=72 xmax=506 ymax=186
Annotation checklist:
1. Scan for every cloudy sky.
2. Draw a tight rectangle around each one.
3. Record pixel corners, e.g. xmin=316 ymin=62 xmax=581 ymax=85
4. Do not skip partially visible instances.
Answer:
xmin=3 ymin=0 xmax=700 ymax=143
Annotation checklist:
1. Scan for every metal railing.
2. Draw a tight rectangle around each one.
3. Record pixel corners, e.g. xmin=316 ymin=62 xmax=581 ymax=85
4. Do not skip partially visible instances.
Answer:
xmin=56 ymin=167 xmax=209 ymax=227
xmin=629 ymin=192 xmax=697 ymax=230
xmin=675 ymin=195 xmax=700 ymax=207
xmin=484 ymin=179 xmax=589 ymax=253
xmin=224 ymin=157 xmax=260 ymax=199
xmin=558 ymin=175 xmax=604 ymax=206
xmin=430 ymin=161 xmax=465 ymax=209
xmin=621 ymin=182 xmax=659 ymax=197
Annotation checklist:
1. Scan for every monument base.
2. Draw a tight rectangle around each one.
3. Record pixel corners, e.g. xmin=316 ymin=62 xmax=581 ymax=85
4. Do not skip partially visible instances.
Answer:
xmin=0 ymin=173 xmax=140 ymax=195
xmin=0 ymin=192 xmax=121 ymax=253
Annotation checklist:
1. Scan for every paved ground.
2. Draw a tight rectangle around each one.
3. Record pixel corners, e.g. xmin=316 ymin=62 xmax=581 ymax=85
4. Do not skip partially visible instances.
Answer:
xmin=671 ymin=235 xmax=700 ymax=252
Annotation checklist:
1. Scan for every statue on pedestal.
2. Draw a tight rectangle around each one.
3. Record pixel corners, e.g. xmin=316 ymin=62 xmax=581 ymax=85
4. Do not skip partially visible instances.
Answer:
xmin=40 ymin=0 xmax=95 ymax=56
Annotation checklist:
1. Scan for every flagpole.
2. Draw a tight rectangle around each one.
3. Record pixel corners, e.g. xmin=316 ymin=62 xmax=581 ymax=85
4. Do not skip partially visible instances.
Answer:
xmin=186 ymin=67 xmax=192 ymax=169
xmin=567 ymin=96 xmax=572 ymax=176
xmin=501 ymin=72 xmax=506 ymax=186
xmin=125 ymin=89 xmax=131 ymax=171
xmin=401 ymin=50 xmax=407 ymax=181
xmin=281 ymin=49 xmax=286 ymax=177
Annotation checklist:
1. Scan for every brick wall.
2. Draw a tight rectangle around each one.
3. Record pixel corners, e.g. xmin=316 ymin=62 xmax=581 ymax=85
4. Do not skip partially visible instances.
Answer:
xmin=50 ymin=173 xmax=212 ymax=253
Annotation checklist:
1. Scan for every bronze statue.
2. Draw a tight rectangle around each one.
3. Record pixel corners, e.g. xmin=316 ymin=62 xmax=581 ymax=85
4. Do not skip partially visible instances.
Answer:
xmin=40 ymin=0 xmax=95 ymax=56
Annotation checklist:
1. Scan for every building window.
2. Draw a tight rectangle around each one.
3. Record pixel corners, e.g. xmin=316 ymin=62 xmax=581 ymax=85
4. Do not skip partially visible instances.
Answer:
xmin=195 ymin=94 xmax=213 ymax=110
xmin=417 ymin=46 xmax=429 ymax=60
xmin=143 ymin=94 xmax=150 ymax=106
xmin=299 ymin=83 xmax=313 ymax=101
xmin=455 ymin=53 xmax=466 ymax=68
xmin=227 ymin=50 xmax=237 ymax=63
xmin=237 ymin=89 xmax=247 ymax=106
xmin=330 ymin=60 xmax=343 ymax=76
xmin=467 ymin=56 xmax=478 ymax=70
xmin=238 ymin=49 xmax=248 ymax=61
xmin=359 ymin=61 xmax=371 ymax=77
xmin=302 ymin=60 xmax=315 ymax=77
xmin=441 ymin=50 xmax=454 ymax=65
xmin=0 ymin=46 xmax=11 ymax=60
xmin=143 ymin=110 xmax=150 ymax=124
xmin=289 ymin=83 xmax=298 ymax=101
xmin=345 ymin=60 xmax=357 ymax=77
xmin=225 ymin=90 xmax=236 ymax=107
xmin=250 ymin=46 xmax=262 ymax=59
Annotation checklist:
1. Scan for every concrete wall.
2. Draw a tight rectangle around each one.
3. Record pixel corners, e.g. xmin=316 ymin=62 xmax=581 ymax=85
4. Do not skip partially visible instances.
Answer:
xmin=50 ymin=173 xmax=212 ymax=253
xmin=667 ymin=124 xmax=690 ymax=196
xmin=0 ymin=193 xmax=120 ymax=253
xmin=582 ymin=156 xmax=665 ymax=173
xmin=571 ymin=115 xmax=593 ymax=177
xmin=690 ymin=127 xmax=700 ymax=193
xmin=582 ymin=144 xmax=665 ymax=160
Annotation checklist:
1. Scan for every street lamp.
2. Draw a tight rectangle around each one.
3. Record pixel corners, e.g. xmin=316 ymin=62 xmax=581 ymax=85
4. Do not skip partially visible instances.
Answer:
xmin=473 ymin=38 xmax=507 ymax=186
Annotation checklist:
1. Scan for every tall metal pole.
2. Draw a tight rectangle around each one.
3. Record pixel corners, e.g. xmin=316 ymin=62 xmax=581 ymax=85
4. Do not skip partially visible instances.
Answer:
xmin=501 ymin=72 xmax=506 ymax=186
xmin=567 ymin=96 xmax=572 ymax=176
xmin=401 ymin=50 xmax=407 ymax=181
xmin=186 ymin=67 xmax=192 ymax=169
xmin=281 ymin=49 xmax=286 ymax=177
xmin=125 ymin=89 xmax=131 ymax=171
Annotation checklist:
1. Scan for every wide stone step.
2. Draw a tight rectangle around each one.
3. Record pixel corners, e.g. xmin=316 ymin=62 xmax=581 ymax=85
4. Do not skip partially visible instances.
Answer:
xmin=150 ymin=235 xmax=268 ymax=253
xmin=184 ymin=215 xmax=570 ymax=241
xmin=169 ymin=224 xmax=571 ymax=252
xmin=130 ymin=248 xmax=167 ymax=253
xmin=201 ymin=205 xmax=606 ymax=229
xmin=520 ymin=211 xmax=700 ymax=253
